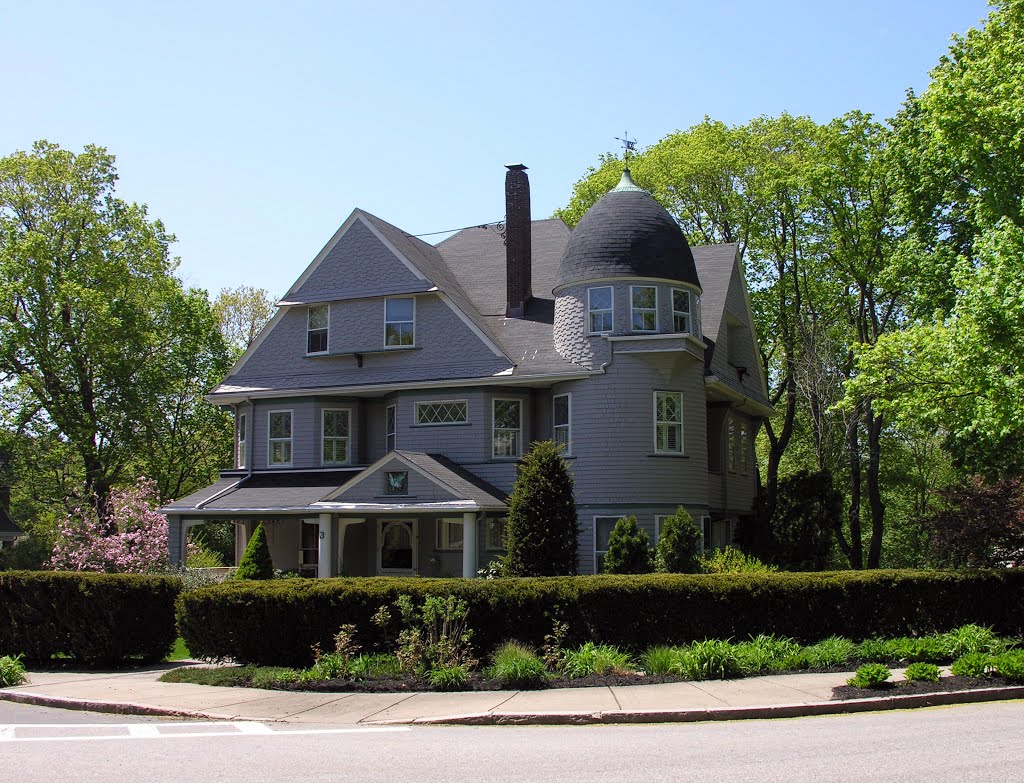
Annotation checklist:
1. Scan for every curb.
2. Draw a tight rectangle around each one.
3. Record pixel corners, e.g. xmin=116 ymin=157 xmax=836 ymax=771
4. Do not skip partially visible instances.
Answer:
xmin=378 ymin=686 xmax=1024 ymax=726
xmin=4 ymin=684 xmax=1023 ymax=727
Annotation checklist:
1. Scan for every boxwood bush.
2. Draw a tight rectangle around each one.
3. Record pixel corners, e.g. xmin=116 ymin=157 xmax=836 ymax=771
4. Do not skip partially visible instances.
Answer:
xmin=176 ymin=569 xmax=1024 ymax=667
xmin=0 ymin=571 xmax=180 ymax=664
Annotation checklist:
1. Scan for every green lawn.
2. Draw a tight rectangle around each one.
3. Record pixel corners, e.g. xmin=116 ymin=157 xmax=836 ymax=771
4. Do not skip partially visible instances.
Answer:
xmin=167 ymin=637 xmax=191 ymax=661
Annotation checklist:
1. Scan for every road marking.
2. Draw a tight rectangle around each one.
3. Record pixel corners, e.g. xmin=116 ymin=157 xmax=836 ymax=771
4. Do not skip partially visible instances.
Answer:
xmin=0 ymin=722 xmax=411 ymax=743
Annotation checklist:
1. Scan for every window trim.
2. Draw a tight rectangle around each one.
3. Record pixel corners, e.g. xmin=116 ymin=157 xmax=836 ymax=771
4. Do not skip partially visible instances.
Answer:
xmin=586 ymin=286 xmax=614 ymax=335
xmin=552 ymin=393 xmax=572 ymax=455
xmin=321 ymin=407 xmax=352 ymax=466
xmin=267 ymin=409 xmax=294 ymax=468
xmin=435 ymin=517 xmax=465 ymax=551
xmin=384 ymin=296 xmax=416 ymax=348
xmin=630 ymin=285 xmax=658 ymax=333
xmin=671 ymin=287 xmax=691 ymax=334
xmin=414 ymin=399 xmax=469 ymax=426
xmin=306 ymin=304 xmax=330 ymax=356
xmin=653 ymin=390 xmax=684 ymax=455
xmin=237 ymin=412 xmax=247 ymax=469
xmin=492 ymin=398 xmax=523 ymax=459
xmin=385 ymin=403 xmax=397 ymax=452
xmin=728 ymin=414 xmax=738 ymax=473
xmin=593 ymin=515 xmax=622 ymax=574
xmin=739 ymin=419 xmax=750 ymax=475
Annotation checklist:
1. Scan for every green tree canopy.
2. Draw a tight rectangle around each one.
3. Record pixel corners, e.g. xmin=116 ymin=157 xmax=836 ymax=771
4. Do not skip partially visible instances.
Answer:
xmin=0 ymin=141 xmax=230 ymax=511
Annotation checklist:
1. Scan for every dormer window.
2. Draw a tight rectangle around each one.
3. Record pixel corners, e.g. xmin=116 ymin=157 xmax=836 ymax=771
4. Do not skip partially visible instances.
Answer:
xmin=385 ymin=297 xmax=415 ymax=346
xmin=631 ymin=286 xmax=657 ymax=332
xmin=307 ymin=305 xmax=329 ymax=354
xmin=587 ymin=286 xmax=613 ymax=334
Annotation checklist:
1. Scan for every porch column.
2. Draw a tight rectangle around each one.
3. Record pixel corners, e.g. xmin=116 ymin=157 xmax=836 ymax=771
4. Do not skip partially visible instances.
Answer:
xmin=462 ymin=511 xmax=478 ymax=579
xmin=317 ymin=513 xmax=333 ymax=578
xmin=335 ymin=518 xmax=365 ymax=577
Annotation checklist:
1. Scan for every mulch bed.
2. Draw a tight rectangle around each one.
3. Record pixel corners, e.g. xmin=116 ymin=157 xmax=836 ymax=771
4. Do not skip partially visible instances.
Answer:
xmin=831 ymin=675 xmax=1015 ymax=701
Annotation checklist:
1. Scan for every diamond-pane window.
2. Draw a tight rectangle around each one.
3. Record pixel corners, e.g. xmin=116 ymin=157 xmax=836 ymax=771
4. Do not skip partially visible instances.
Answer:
xmin=492 ymin=399 xmax=522 ymax=458
xmin=268 ymin=411 xmax=292 ymax=465
xmin=631 ymin=286 xmax=657 ymax=332
xmin=415 ymin=400 xmax=468 ymax=425
xmin=322 ymin=409 xmax=350 ymax=465
xmin=307 ymin=305 xmax=329 ymax=354
xmin=588 ymin=286 xmax=613 ymax=333
xmin=672 ymin=288 xmax=691 ymax=333
xmin=654 ymin=391 xmax=683 ymax=453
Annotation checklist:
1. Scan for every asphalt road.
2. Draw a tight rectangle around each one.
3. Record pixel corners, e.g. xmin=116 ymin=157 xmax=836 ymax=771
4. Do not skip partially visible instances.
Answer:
xmin=2 ymin=700 xmax=1021 ymax=782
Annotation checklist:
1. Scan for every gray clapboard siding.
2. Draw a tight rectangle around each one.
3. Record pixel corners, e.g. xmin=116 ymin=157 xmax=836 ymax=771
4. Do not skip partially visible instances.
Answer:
xmin=335 ymin=457 xmax=459 ymax=504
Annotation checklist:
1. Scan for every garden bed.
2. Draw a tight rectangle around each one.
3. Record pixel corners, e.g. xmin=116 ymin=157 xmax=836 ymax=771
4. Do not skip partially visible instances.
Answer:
xmin=831 ymin=675 xmax=1015 ymax=700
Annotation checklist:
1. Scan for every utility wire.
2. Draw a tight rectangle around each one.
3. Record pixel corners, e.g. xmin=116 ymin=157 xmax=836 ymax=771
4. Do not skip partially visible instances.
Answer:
xmin=409 ymin=220 xmax=504 ymax=238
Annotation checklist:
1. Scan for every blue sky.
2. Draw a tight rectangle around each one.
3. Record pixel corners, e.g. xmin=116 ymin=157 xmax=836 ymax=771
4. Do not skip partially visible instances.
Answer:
xmin=1 ymin=0 xmax=990 ymax=299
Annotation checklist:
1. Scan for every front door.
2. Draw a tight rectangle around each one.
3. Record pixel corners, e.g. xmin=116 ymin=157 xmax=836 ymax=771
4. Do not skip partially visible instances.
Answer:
xmin=377 ymin=519 xmax=418 ymax=575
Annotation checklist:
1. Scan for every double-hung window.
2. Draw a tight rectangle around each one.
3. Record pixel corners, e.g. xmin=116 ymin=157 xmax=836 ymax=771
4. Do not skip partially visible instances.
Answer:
xmin=384 ymin=297 xmax=415 ymax=346
xmin=493 ymin=399 xmax=522 ymax=458
xmin=268 ymin=410 xmax=293 ymax=466
xmin=631 ymin=286 xmax=657 ymax=332
xmin=385 ymin=404 xmax=397 ymax=452
xmin=307 ymin=305 xmax=329 ymax=354
xmin=237 ymin=413 xmax=247 ymax=469
xmin=587 ymin=286 xmax=613 ymax=334
xmin=727 ymin=415 xmax=738 ymax=472
xmin=739 ymin=420 xmax=750 ymax=474
xmin=322 ymin=409 xmax=351 ymax=465
xmin=436 ymin=518 xmax=464 ymax=551
xmin=552 ymin=393 xmax=571 ymax=454
xmin=654 ymin=391 xmax=683 ymax=454
xmin=672 ymin=288 xmax=691 ymax=334
xmin=594 ymin=516 xmax=620 ymax=572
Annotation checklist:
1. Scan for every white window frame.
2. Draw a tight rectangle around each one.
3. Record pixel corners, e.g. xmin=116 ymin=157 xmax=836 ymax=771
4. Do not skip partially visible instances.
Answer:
xmin=384 ymin=296 xmax=415 ymax=347
xmin=267 ymin=409 xmax=293 ymax=467
xmin=671 ymin=288 xmax=691 ymax=334
xmin=485 ymin=517 xmax=507 ymax=551
xmin=321 ymin=408 xmax=352 ymax=466
xmin=653 ymin=391 xmax=684 ymax=454
xmin=237 ymin=412 xmax=247 ymax=469
xmin=435 ymin=517 xmax=464 ymax=551
xmin=492 ymin=398 xmax=523 ymax=459
xmin=630 ymin=285 xmax=658 ymax=333
xmin=385 ymin=404 xmax=397 ymax=452
xmin=414 ymin=400 xmax=468 ymax=426
xmin=594 ymin=515 xmax=621 ymax=573
xmin=552 ymin=393 xmax=572 ymax=455
xmin=306 ymin=304 xmax=329 ymax=355
xmin=587 ymin=286 xmax=614 ymax=334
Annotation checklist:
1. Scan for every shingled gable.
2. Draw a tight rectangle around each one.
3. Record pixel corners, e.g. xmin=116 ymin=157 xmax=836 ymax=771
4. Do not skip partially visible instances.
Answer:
xmin=322 ymin=451 xmax=507 ymax=510
xmin=219 ymin=208 xmax=511 ymax=391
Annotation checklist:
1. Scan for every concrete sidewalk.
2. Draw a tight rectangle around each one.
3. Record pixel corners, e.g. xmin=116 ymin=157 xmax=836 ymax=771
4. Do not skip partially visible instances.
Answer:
xmin=3 ymin=664 xmax=1023 ymax=725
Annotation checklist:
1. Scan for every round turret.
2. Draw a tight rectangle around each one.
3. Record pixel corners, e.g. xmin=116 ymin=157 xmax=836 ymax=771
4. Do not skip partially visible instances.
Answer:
xmin=555 ymin=169 xmax=700 ymax=291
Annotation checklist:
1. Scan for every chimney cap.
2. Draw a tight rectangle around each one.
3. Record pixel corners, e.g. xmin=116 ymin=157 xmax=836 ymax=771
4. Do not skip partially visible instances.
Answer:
xmin=505 ymin=163 xmax=528 ymax=172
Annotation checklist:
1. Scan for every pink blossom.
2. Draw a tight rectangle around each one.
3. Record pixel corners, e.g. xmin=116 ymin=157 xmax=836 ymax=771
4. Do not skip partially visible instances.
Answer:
xmin=49 ymin=479 xmax=170 ymax=573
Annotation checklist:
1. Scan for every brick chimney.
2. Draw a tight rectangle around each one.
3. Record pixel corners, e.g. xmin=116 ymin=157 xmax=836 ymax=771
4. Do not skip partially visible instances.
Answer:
xmin=505 ymin=164 xmax=532 ymax=318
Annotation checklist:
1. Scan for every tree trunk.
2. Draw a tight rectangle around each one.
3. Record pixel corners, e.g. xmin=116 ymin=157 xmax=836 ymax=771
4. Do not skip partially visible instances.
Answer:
xmin=866 ymin=400 xmax=886 ymax=568
xmin=845 ymin=410 xmax=863 ymax=569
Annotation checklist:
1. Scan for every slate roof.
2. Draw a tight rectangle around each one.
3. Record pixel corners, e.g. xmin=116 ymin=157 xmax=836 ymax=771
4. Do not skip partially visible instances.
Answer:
xmin=692 ymin=243 xmax=738 ymax=343
xmin=555 ymin=171 xmax=701 ymax=290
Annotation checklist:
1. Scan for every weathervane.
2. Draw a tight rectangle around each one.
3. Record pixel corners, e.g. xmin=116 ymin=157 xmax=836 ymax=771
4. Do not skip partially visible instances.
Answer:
xmin=615 ymin=132 xmax=637 ymax=165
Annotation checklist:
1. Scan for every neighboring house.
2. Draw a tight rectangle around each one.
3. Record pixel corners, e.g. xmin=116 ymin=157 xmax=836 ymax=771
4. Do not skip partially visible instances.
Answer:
xmin=0 ymin=493 xmax=23 ymax=550
xmin=163 ymin=165 xmax=773 ymax=577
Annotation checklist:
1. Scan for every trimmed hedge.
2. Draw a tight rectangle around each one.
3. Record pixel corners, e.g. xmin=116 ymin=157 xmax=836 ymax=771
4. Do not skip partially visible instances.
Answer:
xmin=176 ymin=569 xmax=1024 ymax=667
xmin=0 ymin=571 xmax=181 ymax=664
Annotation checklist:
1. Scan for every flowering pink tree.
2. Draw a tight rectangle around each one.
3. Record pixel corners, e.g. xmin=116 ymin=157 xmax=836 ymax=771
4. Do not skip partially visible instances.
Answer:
xmin=50 ymin=479 xmax=170 ymax=573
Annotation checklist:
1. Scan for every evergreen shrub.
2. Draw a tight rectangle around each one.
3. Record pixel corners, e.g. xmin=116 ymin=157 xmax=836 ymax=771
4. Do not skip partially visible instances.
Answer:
xmin=602 ymin=516 xmax=652 ymax=574
xmin=235 ymin=523 xmax=273 ymax=580
xmin=655 ymin=507 xmax=702 ymax=573
xmin=0 ymin=571 xmax=180 ymax=663
xmin=175 ymin=569 xmax=1024 ymax=667
xmin=503 ymin=441 xmax=578 ymax=576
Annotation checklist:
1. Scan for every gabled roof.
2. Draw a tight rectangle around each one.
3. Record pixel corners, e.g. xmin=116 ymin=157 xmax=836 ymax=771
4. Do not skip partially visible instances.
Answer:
xmin=324 ymin=451 xmax=507 ymax=510
xmin=691 ymin=244 xmax=738 ymax=343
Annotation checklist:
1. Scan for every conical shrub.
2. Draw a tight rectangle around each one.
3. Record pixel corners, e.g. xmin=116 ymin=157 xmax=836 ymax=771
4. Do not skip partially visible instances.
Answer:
xmin=235 ymin=523 xmax=273 ymax=580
